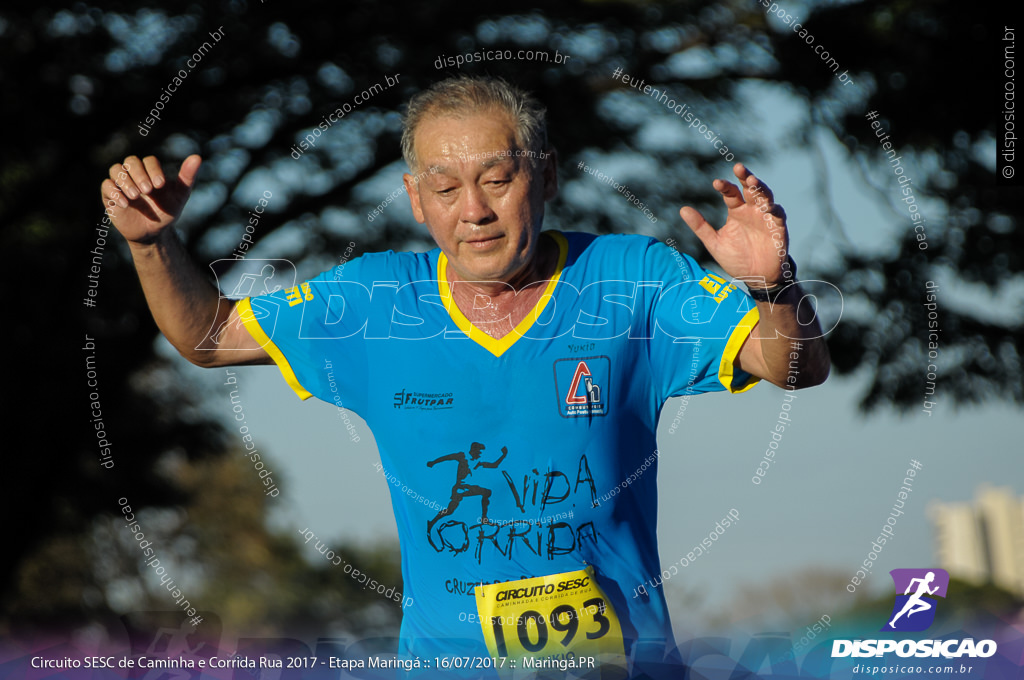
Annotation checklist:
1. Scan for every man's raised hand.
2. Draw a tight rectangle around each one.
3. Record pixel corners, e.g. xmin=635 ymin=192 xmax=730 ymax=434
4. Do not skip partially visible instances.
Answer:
xmin=100 ymin=154 xmax=202 ymax=245
xmin=679 ymin=162 xmax=789 ymax=288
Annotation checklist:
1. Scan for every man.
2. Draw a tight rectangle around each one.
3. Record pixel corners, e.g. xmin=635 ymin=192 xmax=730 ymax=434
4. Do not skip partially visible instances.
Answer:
xmin=101 ymin=76 xmax=829 ymax=678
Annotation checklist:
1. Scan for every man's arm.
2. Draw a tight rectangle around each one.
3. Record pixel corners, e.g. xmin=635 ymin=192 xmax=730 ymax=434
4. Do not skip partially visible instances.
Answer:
xmin=100 ymin=154 xmax=271 ymax=368
xmin=680 ymin=163 xmax=830 ymax=389
xmin=738 ymin=272 xmax=831 ymax=389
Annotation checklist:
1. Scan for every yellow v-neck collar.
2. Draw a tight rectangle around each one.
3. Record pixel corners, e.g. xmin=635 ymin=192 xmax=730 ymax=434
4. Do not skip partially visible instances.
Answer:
xmin=436 ymin=231 xmax=568 ymax=357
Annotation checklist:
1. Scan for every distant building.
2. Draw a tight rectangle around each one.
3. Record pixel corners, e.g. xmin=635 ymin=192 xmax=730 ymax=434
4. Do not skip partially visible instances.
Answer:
xmin=928 ymin=485 xmax=1024 ymax=596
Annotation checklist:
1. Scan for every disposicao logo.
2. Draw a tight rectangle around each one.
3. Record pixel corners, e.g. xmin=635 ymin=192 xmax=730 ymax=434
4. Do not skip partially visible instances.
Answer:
xmin=832 ymin=568 xmax=997 ymax=659
xmin=883 ymin=568 xmax=948 ymax=632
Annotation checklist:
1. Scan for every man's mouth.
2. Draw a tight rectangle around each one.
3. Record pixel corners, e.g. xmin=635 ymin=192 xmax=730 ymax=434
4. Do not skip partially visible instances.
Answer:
xmin=463 ymin=234 xmax=504 ymax=246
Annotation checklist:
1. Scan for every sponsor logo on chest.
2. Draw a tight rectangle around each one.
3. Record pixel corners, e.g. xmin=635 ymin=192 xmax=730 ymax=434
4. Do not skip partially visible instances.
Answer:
xmin=553 ymin=356 xmax=610 ymax=417
xmin=393 ymin=388 xmax=455 ymax=410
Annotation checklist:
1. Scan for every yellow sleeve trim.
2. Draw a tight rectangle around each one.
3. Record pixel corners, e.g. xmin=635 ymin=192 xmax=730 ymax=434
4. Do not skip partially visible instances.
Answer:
xmin=235 ymin=297 xmax=314 ymax=401
xmin=718 ymin=307 xmax=761 ymax=394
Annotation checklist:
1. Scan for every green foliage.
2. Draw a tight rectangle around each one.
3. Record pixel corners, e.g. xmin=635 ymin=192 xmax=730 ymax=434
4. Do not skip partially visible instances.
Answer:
xmin=764 ymin=0 xmax=1023 ymax=410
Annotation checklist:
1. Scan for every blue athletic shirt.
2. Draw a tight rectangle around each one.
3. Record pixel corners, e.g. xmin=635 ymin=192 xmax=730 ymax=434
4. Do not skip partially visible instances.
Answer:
xmin=236 ymin=231 xmax=760 ymax=676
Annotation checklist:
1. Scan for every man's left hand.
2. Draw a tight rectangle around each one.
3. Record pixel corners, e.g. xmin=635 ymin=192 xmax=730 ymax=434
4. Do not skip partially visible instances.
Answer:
xmin=679 ymin=162 xmax=788 ymax=288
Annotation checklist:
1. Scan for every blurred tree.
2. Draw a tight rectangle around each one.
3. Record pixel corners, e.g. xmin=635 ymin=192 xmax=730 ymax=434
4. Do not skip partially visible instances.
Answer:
xmin=2 ymin=0 xmax=1017 ymax=634
xmin=758 ymin=0 xmax=1023 ymax=410
xmin=706 ymin=568 xmax=853 ymax=631
xmin=8 ymin=450 xmax=404 ymax=638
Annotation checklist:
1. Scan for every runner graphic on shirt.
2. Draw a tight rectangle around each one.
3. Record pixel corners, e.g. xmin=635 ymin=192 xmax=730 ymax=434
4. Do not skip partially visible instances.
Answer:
xmin=427 ymin=442 xmax=508 ymax=550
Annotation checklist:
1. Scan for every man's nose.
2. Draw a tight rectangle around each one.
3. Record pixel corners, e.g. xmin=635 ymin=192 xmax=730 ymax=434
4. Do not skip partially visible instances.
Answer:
xmin=460 ymin=184 xmax=496 ymax=225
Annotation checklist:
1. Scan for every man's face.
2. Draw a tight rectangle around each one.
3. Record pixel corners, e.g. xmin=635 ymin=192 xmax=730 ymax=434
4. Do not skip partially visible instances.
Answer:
xmin=403 ymin=110 xmax=557 ymax=283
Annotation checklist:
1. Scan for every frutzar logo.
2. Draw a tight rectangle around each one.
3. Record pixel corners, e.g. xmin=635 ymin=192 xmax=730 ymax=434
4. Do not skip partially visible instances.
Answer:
xmin=883 ymin=568 xmax=948 ymax=632
xmin=553 ymin=357 xmax=609 ymax=417
xmin=393 ymin=388 xmax=455 ymax=410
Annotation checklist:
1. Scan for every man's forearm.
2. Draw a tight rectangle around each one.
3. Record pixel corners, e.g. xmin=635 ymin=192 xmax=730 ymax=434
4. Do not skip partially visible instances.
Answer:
xmin=128 ymin=229 xmax=227 ymax=366
xmin=753 ymin=284 xmax=831 ymax=389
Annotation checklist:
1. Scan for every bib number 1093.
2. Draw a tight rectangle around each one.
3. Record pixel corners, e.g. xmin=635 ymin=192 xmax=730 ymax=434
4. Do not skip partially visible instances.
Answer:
xmin=474 ymin=566 xmax=626 ymax=671
xmin=490 ymin=598 xmax=611 ymax=657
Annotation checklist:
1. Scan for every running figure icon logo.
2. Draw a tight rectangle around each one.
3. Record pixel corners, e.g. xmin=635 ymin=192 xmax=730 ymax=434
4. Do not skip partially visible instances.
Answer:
xmin=882 ymin=568 xmax=949 ymax=632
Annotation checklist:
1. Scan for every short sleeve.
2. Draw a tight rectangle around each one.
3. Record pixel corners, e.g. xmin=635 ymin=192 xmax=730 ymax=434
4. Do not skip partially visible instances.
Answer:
xmin=235 ymin=259 xmax=373 ymax=415
xmin=645 ymin=241 xmax=760 ymax=400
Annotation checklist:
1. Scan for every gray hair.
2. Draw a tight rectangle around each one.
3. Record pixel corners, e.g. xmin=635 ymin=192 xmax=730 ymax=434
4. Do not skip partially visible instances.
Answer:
xmin=400 ymin=76 xmax=548 ymax=172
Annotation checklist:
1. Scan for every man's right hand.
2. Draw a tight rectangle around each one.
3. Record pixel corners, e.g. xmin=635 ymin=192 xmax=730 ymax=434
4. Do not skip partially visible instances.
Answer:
xmin=101 ymin=154 xmax=201 ymax=244
xmin=98 ymin=152 xmax=272 ymax=367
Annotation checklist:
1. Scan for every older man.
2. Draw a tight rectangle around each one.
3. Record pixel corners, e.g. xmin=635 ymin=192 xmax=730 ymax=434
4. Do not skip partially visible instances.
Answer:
xmin=101 ymin=76 xmax=828 ymax=677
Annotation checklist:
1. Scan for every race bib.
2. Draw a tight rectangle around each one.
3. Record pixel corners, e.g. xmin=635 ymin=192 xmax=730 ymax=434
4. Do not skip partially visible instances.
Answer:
xmin=475 ymin=566 xmax=628 ymax=678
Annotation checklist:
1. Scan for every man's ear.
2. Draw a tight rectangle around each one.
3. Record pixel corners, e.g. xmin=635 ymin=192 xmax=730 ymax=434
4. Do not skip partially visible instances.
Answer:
xmin=403 ymin=172 xmax=426 ymax=223
xmin=541 ymin=148 xmax=558 ymax=201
